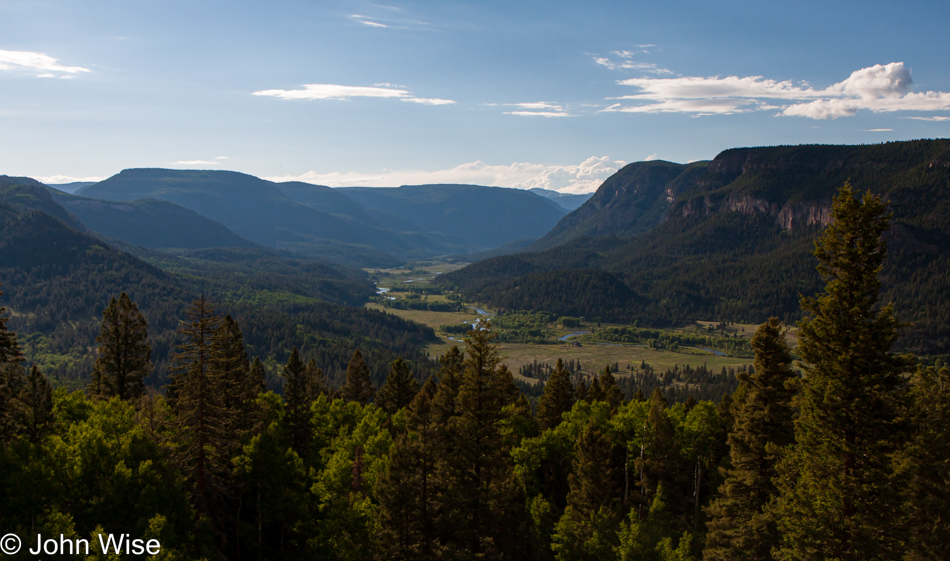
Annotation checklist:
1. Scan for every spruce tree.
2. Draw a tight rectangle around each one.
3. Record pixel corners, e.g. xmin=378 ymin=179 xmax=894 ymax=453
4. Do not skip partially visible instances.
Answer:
xmin=537 ymin=358 xmax=576 ymax=430
xmin=439 ymin=320 xmax=526 ymax=558
xmin=341 ymin=349 xmax=375 ymax=404
xmin=704 ymin=318 xmax=796 ymax=561
xmin=283 ymin=348 xmax=318 ymax=456
xmin=600 ymin=365 xmax=624 ymax=409
xmin=376 ymin=357 xmax=419 ymax=415
xmin=306 ymin=358 xmax=328 ymax=397
xmin=90 ymin=292 xmax=151 ymax=401
xmin=772 ymin=184 xmax=912 ymax=561
xmin=0 ymin=284 xmax=23 ymax=366
xmin=169 ymin=295 xmax=228 ymax=518
xmin=552 ymin=423 xmax=623 ymax=561
xmin=16 ymin=364 xmax=53 ymax=443
xmin=899 ymin=365 xmax=950 ymax=561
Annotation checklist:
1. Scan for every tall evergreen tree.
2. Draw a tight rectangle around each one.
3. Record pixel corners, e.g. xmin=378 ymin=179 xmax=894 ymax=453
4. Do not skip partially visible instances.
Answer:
xmin=552 ymin=423 xmax=623 ymax=561
xmin=898 ymin=365 xmax=950 ymax=561
xmin=438 ymin=320 xmax=526 ymax=559
xmin=0 ymin=284 xmax=23 ymax=366
xmin=169 ymin=295 xmax=228 ymax=519
xmin=15 ymin=364 xmax=53 ymax=443
xmin=704 ymin=318 xmax=796 ymax=561
xmin=376 ymin=357 xmax=419 ymax=415
xmin=600 ymin=365 xmax=624 ymax=410
xmin=772 ymin=184 xmax=912 ymax=561
xmin=341 ymin=349 xmax=375 ymax=404
xmin=537 ymin=358 xmax=576 ymax=430
xmin=90 ymin=292 xmax=152 ymax=401
xmin=283 ymin=348 xmax=319 ymax=456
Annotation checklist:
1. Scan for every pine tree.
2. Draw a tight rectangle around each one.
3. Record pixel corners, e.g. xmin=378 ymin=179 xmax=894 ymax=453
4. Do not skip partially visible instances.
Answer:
xmin=772 ymin=184 xmax=912 ymax=561
xmin=537 ymin=358 xmax=576 ymax=430
xmin=552 ymin=423 xmax=623 ymax=561
xmin=376 ymin=357 xmax=419 ymax=415
xmin=704 ymin=318 xmax=796 ymax=561
xmin=438 ymin=320 xmax=526 ymax=558
xmin=283 ymin=348 xmax=318 ymax=456
xmin=898 ymin=365 xmax=950 ymax=561
xmin=169 ymin=295 xmax=228 ymax=518
xmin=14 ymin=364 xmax=53 ymax=443
xmin=0 ymin=284 xmax=23 ymax=366
xmin=211 ymin=314 xmax=257 ymax=444
xmin=306 ymin=358 xmax=328 ymax=397
xmin=600 ymin=365 xmax=624 ymax=409
xmin=341 ymin=349 xmax=375 ymax=404
xmin=249 ymin=357 xmax=267 ymax=395
xmin=90 ymin=292 xmax=152 ymax=401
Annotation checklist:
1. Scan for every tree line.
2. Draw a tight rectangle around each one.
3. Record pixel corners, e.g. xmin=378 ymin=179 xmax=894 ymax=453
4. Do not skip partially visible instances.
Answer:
xmin=0 ymin=184 xmax=947 ymax=560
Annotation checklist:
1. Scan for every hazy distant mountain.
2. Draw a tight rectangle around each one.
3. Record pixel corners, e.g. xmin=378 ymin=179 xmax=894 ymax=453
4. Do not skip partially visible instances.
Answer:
xmin=46 ymin=181 xmax=97 ymax=194
xmin=50 ymin=190 xmax=256 ymax=250
xmin=528 ymin=188 xmax=594 ymax=211
xmin=339 ymin=184 xmax=568 ymax=250
xmin=0 ymin=176 xmax=87 ymax=231
xmin=79 ymin=169 xmax=455 ymax=265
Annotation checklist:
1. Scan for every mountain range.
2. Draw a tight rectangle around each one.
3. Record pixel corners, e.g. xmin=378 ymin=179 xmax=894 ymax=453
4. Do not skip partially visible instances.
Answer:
xmin=440 ymin=139 xmax=950 ymax=354
xmin=70 ymin=169 xmax=568 ymax=265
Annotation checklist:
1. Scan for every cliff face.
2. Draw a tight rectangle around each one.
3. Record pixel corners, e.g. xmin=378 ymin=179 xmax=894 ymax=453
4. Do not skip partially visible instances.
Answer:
xmin=679 ymin=193 xmax=831 ymax=231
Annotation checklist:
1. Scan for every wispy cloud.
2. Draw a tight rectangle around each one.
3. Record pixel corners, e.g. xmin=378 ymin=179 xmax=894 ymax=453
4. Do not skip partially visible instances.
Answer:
xmin=905 ymin=116 xmax=950 ymax=122
xmin=594 ymin=49 xmax=673 ymax=75
xmin=865 ymin=128 xmax=893 ymax=132
xmin=502 ymin=101 xmax=573 ymax=117
xmin=35 ymin=174 xmax=105 ymax=184
xmin=604 ymin=62 xmax=950 ymax=119
xmin=171 ymin=160 xmax=221 ymax=166
xmin=265 ymin=156 xmax=625 ymax=194
xmin=252 ymin=83 xmax=454 ymax=105
xmin=0 ymin=49 xmax=90 ymax=77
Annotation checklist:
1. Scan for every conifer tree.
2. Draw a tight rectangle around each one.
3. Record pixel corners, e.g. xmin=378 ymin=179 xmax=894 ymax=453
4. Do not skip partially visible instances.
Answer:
xmin=249 ymin=357 xmax=267 ymax=395
xmin=432 ymin=346 xmax=464 ymax=424
xmin=0 ymin=284 xmax=23 ymax=366
xmin=90 ymin=292 xmax=151 ymax=401
xmin=15 ymin=364 xmax=52 ymax=443
xmin=283 ymin=348 xmax=318 ymax=456
xmin=306 ymin=358 xmax=328 ymax=397
xmin=898 ymin=365 xmax=950 ymax=561
xmin=588 ymin=376 xmax=605 ymax=402
xmin=600 ymin=365 xmax=624 ymax=409
xmin=704 ymin=318 xmax=796 ymax=561
xmin=537 ymin=358 xmax=576 ymax=430
xmin=341 ymin=349 xmax=375 ymax=404
xmin=169 ymin=295 xmax=227 ymax=518
xmin=211 ymin=314 xmax=256 ymax=442
xmin=552 ymin=423 xmax=623 ymax=561
xmin=439 ymin=320 xmax=526 ymax=558
xmin=772 ymin=184 xmax=912 ymax=561
xmin=376 ymin=357 xmax=419 ymax=415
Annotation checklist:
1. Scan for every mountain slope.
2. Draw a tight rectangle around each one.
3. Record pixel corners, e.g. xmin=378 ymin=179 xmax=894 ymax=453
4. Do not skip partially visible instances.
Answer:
xmin=51 ymin=190 xmax=256 ymax=250
xmin=440 ymin=139 xmax=950 ymax=353
xmin=79 ymin=169 xmax=437 ymax=264
xmin=339 ymin=184 xmax=568 ymax=249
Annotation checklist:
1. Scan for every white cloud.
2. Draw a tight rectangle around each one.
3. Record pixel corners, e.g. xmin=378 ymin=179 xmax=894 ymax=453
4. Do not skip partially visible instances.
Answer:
xmin=252 ymin=83 xmax=455 ymax=105
xmin=360 ymin=20 xmax=388 ymax=28
xmin=594 ymin=49 xmax=672 ymax=75
xmin=265 ymin=156 xmax=626 ymax=194
xmin=644 ymin=153 xmax=659 ymax=161
xmin=171 ymin=160 xmax=220 ymax=166
xmin=502 ymin=101 xmax=572 ymax=117
xmin=402 ymin=97 xmax=456 ymax=105
xmin=0 ymin=49 xmax=90 ymax=76
xmin=865 ymin=128 xmax=893 ymax=132
xmin=35 ymin=174 xmax=105 ymax=184
xmin=609 ymin=62 xmax=950 ymax=119
xmin=215 ymin=156 xmax=230 ymax=160
xmin=905 ymin=115 xmax=950 ymax=122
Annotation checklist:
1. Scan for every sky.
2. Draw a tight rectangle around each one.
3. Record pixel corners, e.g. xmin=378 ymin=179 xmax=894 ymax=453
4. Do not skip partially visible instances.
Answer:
xmin=2 ymin=0 xmax=949 ymax=193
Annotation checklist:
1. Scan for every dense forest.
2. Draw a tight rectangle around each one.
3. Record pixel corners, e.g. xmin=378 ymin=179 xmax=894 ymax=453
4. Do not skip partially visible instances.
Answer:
xmin=440 ymin=140 xmax=950 ymax=355
xmin=0 ymin=185 xmax=947 ymax=561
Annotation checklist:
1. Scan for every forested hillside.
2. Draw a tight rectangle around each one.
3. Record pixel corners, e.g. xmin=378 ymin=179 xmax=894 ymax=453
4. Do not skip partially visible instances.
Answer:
xmin=0 ymin=192 xmax=438 ymax=390
xmin=442 ymin=140 xmax=950 ymax=354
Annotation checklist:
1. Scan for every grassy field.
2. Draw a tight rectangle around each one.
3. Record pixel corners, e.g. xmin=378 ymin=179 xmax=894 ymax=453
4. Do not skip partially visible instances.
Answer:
xmin=692 ymin=320 xmax=800 ymax=346
xmin=365 ymin=303 xmax=753 ymax=383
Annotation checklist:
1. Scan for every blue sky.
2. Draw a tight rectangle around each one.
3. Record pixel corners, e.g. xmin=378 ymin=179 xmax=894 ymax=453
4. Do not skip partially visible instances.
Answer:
xmin=2 ymin=0 xmax=949 ymax=192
